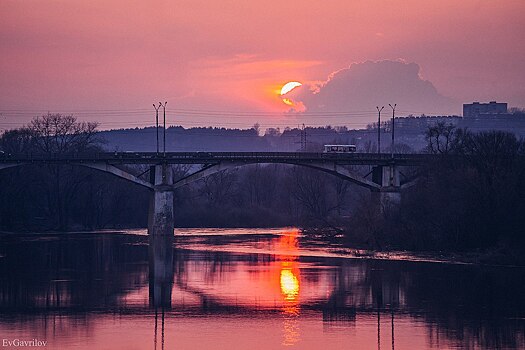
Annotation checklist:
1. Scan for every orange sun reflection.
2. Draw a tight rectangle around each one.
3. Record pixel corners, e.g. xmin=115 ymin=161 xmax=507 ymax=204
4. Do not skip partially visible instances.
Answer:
xmin=280 ymin=268 xmax=299 ymax=301
xmin=276 ymin=229 xmax=301 ymax=346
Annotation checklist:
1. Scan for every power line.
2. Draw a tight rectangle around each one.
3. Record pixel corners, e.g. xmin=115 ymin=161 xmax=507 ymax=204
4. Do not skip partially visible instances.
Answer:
xmin=0 ymin=108 xmax=378 ymax=117
xmin=0 ymin=107 xmax=376 ymax=114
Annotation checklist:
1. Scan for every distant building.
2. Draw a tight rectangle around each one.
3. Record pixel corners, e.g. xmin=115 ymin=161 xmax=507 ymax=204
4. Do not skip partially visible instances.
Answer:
xmin=463 ymin=101 xmax=507 ymax=117
xmin=458 ymin=101 xmax=525 ymax=135
xmin=395 ymin=115 xmax=461 ymax=133
xmin=387 ymin=101 xmax=525 ymax=150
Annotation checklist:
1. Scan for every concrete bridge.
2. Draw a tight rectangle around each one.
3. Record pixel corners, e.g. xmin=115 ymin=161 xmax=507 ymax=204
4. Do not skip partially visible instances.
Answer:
xmin=0 ymin=152 xmax=434 ymax=236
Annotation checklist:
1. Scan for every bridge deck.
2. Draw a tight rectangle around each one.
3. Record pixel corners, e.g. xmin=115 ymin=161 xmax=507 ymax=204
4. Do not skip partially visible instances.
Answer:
xmin=0 ymin=152 xmax=434 ymax=166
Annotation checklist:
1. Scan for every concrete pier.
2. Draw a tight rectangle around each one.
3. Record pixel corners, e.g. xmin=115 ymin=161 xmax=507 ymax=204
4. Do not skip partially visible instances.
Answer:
xmin=148 ymin=164 xmax=174 ymax=237
xmin=372 ymin=165 xmax=401 ymax=212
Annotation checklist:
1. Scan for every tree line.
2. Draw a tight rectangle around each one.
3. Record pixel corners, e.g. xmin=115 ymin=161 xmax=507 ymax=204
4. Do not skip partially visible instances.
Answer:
xmin=347 ymin=121 xmax=525 ymax=263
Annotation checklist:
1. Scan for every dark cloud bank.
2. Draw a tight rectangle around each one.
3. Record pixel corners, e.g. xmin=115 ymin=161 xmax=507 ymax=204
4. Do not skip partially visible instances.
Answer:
xmin=287 ymin=60 xmax=458 ymax=115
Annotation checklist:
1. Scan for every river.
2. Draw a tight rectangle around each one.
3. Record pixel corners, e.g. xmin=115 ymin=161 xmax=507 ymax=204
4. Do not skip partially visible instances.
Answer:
xmin=0 ymin=228 xmax=524 ymax=349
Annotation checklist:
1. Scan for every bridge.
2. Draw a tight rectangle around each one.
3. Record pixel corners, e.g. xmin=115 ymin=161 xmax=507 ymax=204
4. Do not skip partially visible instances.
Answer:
xmin=0 ymin=152 xmax=435 ymax=236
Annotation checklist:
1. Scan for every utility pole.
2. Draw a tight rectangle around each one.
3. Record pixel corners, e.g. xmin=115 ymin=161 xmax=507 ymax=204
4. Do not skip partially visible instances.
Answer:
xmin=153 ymin=103 xmax=161 ymax=154
xmin=301 ymin=123 xmax=307 ymax=151
xmin=295 ymin=124 xmax=307 ymax=151
xmin=159 ymin=102 xmax=168 ymax=156
xmin=376 ymin=106 xmax=384 ymax=154
xmin=389 ymin=103 xmax=396 ymax=158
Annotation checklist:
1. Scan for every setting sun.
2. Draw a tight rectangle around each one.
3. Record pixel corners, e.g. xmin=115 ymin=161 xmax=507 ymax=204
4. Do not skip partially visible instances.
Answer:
xmin=280 ymin=81 xmax=302 ymax=106
xmin=280 ymin=81 xmax=302 ymax=95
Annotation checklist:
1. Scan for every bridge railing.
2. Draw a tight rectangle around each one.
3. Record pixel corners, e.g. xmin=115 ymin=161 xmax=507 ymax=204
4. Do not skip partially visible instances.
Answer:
xmin=0 ymin=151 xmax=435 ymax=164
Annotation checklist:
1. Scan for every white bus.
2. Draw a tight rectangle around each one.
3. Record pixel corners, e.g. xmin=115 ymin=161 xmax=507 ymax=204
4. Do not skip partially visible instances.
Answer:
xmin=323 ymin=144 xmax=357 ymax=153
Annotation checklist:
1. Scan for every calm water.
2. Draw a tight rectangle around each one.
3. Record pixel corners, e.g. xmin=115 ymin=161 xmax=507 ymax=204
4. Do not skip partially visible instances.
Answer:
xmin=1 ymin=228 xmax=524 ymax=350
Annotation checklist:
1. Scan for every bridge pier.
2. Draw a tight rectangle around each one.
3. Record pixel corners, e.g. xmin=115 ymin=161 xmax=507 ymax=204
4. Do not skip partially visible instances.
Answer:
xmin=372 ymin=165 xmax=401 ymax=212
xmin=379 ymin=190 xmax=401 ymax=209
xmin=148 ymin=164 xmax=174 ymax=236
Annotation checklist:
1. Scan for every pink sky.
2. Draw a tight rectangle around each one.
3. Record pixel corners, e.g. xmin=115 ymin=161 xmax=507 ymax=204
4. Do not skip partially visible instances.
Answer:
xmin=1 ymin=0 xmax=524 ymax=129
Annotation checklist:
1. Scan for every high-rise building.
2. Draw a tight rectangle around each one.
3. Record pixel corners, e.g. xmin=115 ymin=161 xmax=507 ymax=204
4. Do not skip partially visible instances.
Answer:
xmin=463 ymin=101 xmax=507 ymax=117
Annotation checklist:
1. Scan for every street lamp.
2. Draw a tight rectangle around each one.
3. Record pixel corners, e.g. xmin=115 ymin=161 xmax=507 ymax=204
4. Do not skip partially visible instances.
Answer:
xmin=153 ymin=103 xmax=161 ymax=154
xmin=159 ymin=102 xmax=168 ymax=156
xmin=376 ymin=106 xmax=384 ymax=154
xmin=388 ymin=103 xmax=396 ymax=158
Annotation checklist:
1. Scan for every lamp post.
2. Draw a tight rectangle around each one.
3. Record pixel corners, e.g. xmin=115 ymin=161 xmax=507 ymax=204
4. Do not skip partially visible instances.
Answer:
xmin=388 ymin=103 xmax=396 ymax=158
xmin=153 ymin=103 xmax=161 ymax=154
xmin=159 ymin=102 xmax=168 ymax=156
xmin=376 ymin=106 xmax=384 ymax=154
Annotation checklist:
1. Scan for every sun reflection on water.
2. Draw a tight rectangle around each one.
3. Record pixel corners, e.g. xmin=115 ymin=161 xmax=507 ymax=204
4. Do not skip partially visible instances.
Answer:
xmin=280 ymin=268 xmax=299 ymax=301
xmin=277 ymin=229 xmax=301 ymax=346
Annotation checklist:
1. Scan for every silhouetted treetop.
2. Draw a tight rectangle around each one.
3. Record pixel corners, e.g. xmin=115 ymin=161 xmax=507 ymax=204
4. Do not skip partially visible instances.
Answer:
xmin=28 ymin=113 xmax=100 ymax=154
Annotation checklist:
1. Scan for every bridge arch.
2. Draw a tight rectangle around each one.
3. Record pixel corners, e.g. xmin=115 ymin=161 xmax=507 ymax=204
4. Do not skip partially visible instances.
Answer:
xmin=172 ymin=161 xmax=381 ymax=191
xmin=0 ymin=162 xmax=153 ymax=190
xmin=2 ymin=159 xmax=388 ymax=192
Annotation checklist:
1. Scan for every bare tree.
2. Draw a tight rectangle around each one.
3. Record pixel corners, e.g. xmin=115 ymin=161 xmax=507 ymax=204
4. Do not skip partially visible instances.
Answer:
xmin=29 ymin=113 xmax=99 ymax=154
xmin=0 ymin=127 xmax=36 ymax=154
xmin=200 ymin=169 xmax=237 ymax=206
xmin=26 ymin=114 xmax=101 ymax=229
xmin=425 ymin=122 xmax=457 ymax=154
xmin=288 ymin=166 xmax=328 ymax=224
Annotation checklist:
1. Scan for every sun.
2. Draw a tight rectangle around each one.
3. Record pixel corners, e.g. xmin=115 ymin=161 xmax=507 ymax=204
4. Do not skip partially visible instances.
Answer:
xmin=280 ymin=81 xmax=302 ymax=95
xmin=280 ymin=81 xmax=302 ymax=106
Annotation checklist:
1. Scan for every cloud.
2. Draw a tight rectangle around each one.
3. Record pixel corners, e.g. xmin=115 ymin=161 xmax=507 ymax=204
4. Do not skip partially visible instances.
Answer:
xmin=285 ymin=60 xmax=459 ymax=116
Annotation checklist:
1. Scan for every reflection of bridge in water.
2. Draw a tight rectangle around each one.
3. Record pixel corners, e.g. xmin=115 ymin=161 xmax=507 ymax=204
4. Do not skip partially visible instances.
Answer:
xmin=0 ymin=152 xmax=435 ymax=236
xmin=149 ymin=231 xmax=399 ymax=349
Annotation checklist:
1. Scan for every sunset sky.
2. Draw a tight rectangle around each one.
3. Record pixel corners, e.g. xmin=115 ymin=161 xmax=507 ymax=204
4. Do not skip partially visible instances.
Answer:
xmin=1 ymin=0 xmax=524 ymax=129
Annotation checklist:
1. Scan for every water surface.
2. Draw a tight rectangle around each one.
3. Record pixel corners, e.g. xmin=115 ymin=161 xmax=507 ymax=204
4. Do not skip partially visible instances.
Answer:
xmin=1 ymin=229 xmax=524 ymax=349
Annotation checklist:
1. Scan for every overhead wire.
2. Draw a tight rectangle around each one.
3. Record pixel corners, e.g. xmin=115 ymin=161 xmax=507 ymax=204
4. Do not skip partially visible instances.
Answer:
xmin=1 ymin=106 xmax=454 ymax=133
xmin=0 ymin=107 xmax=377 ymax=118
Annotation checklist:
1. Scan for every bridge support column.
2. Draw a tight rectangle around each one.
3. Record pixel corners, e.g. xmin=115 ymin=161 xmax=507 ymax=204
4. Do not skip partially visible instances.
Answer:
xmin=379 ymin=190 xmax=401 ymax=209
xmin=372 ymin=165 xmax=401 ymax=212
xmin=148 ymin=164 xmax=174 ymax=236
